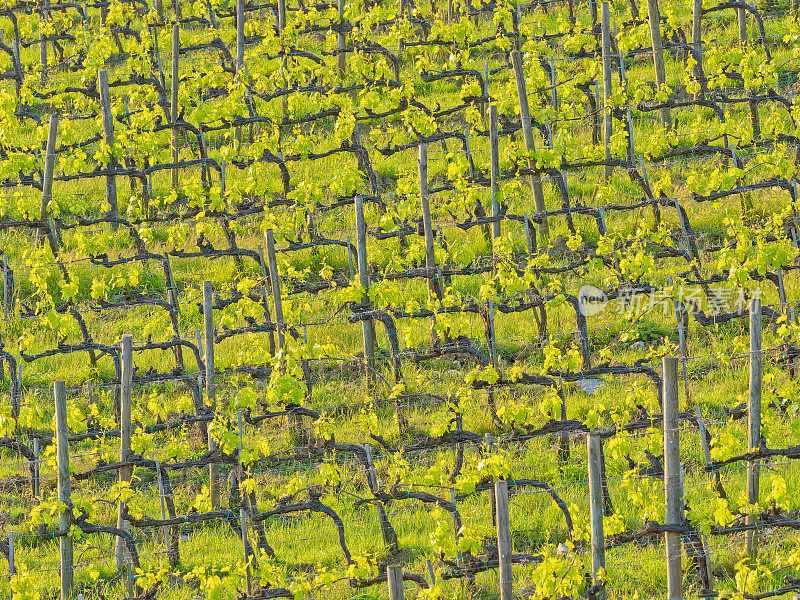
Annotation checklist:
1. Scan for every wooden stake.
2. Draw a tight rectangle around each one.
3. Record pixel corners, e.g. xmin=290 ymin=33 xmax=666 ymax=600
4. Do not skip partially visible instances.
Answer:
xmin=510 ymin=51 xmax=548 ymax=240
xmin=588 ymin=433 xmax=606 ymax=600
xmin=419 ymin=144 xmax=442 ymax=344
xmin=39 ymin=1 xmax=49 ymax=86
xmin=32 ymin=437 xmax=40 ymax=498
xmin=255 ymin=244 xmax=277 ymax=355
xmin=265 ymin=229 xmax=286 ymax=350
xmin=337 ymin=0 xmax=346 ymax=77
xmin=123 ymin=521 xmax=134 ymax=597
xmin=238 ymin=411 xmax=253 ymax=593
xmin=747 ymin=297 xmax=761 ymax=555
xmin=387 ymin=565 xmax=404 ymax=600
xmin=7 ymin=530 xmax=13 ymax=582
xmin=495 ymin=479 xmax=512 ymax=600
xmin=692 ymin=0 xmax=703 ymax=85
xmin=98 ymin=69 xmax=119 ymax=230
xmin=236 ymin=0 xmax=245 ymax=69
xmin=737 ymin=3 xmax=747 ymax=47
xmin=669 ymin=277 xmax=690 ymax=403
xmin=354 ymin=196 xmax=376 ymax=379
xmin=171 ymin=23 xmax=180 ymax=190
xmin=115 ymin=335 xmax=133 ymax=571
xmin=419 ymin=144 xmax=441 ymax=300
xmin=617 ymin=50 xmax=636 ymax=164
xmin=12 ymin=363 xmax=21 ymax=418
xmin=3 ymin=255 xmax=9 ymax=312
xmin=156 ymin=460 xmax=168 ymax=545
xmin=54 ymin=380 xmax=73 ymax=600
xmin=777 ymin=269 xmax=787 ymax=314
xmin=40 ymin=114 xmax=59 ymax=249
xmin=485 ymin=433 xmax=496 ymax=527
xmin=426 ymin=558 xmax=436 ymax=584
xmin=203 ymin=281 xmax=220 ymax=509
xmin=489 ymin=106 xmax=501 ymax=242
xmin=663 ymin=356 xmax=682 ymax=600
xmin=646 ymin=0 xmax=671 ymax=127
xmin=601 ymin=2 xmax=613 ymax=181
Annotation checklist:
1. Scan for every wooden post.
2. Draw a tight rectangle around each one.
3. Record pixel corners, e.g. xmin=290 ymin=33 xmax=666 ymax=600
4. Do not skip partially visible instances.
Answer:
xmin=12 ymin=363 xmax=21 ymax=418
xmin=464 ymin=128 xmax=475 ymax=181
xmin=265 ymin=230 xmax=286 ymax=350
xmin=171 ymin=23 xmax=180 ymax=190
xmin=9 ymin=358 xmax=19 ymax=419
xmin=40 ymin=114 xmax=59 ymax=248
xmin=123 ymin=521 xmax=134 ymax=597
xmin=277 ymin=0 xmax=285 ymax=31
xmin=203 ymin=281 xmax=215 ymax=405
xmin=747 ymin=297 xmax=761 ymax=555
xmin=98 ymin=69 xmax=119 ymax=230
xmin=255 ymin=244 xmax=277 ymax=354
xmin=238 ymin=412 xmax=253 ymax=594
xmin=387 ymin=565 xmax=404 ymax=600
xmin=601 ymin=2 xmax=613 ymax=181
xmin=481 ymin=62 xmax=488 ymax=126
xmin=488 ymin=300 xmax=497 ymax=367
xmin=163 ymin=255 xmax=178 ymax=309
xmin=419 ymin=144 xmax=441 ymax=300
xmin=695 ymin=406 xmax=723 ymax=578
xmin=495 ymin=479 xmax=512 ymax=600
xmin=485 ymin=433 xmax=496 ymax=527
xmin=39 ymin=0 xmax=49 ymax=85
xmin=737 ymin=3 xmax=747 ymax=48
xmin=692 ymin=0 xmax=703 ymax=85
xmin=7 ymin=530 xmax=13 ymax=582
xmin=3 ymin=255 xmax=9 ymax=312
xmin=662 ymin=357 xmax=682 ymax=600
xmin=236 ymin=0 xmax=245 ymax=69
xmin=115 ymin=335 xmax=133 ymax=571
xmin=354 ymin=196 xmax=376 ymax=379
xmin=337 ymin=0 xmax=346 ymax=77
xmin=489 ymin=106 xmax=501 ymax=242
xmin=647 ymin=0 xmax=671 ymax=127
xmin=617 ymin=50 xmax=636 ymax=165
xmin=669 ymin=277 xmax=690 ymax=403
xmin=510 ymin=51 xmax=548 ymax=240
xmin=155 ymin=460 xmax=168 ymax=545
xmin=11 ymin=39 xmax=20 ymax=104
xmin=54 ymin=380 xmax=73 ymax=600
xmin=32 ymin=437 xmax=40 ymax=498
xmin=419 ymin=145 xmax=443 ymax=345
xmin=203 ymin=281 xmax=220 ymax=509
xmin=777 ymin=269 xmax=787 ymax=314
xmin=587 ymin=433 xmax=606 ymax=600
xmin=240 ymin=507 xmax=251 ymax=592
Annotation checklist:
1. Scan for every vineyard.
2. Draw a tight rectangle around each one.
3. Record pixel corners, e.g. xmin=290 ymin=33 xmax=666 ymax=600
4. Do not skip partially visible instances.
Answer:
xmin=0 ymin=0 xmax=799 ymax=597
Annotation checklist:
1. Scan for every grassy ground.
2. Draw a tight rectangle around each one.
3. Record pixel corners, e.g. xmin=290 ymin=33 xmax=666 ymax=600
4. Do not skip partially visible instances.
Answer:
xmin=1 ymin=0 xmax=800 ymax=598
